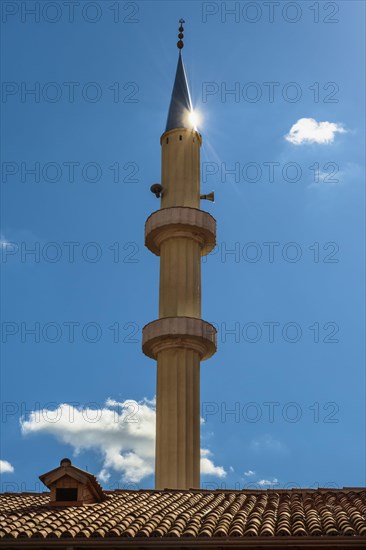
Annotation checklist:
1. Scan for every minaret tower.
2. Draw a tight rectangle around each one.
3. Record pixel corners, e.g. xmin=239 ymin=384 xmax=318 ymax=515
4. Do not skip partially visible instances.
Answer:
xmin=142 ymin=20 xmax=217 ymax=490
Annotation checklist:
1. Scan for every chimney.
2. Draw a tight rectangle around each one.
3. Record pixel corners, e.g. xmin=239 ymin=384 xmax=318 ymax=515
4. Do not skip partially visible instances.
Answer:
xmin=142 ymin=20 xmax=217 ymax=490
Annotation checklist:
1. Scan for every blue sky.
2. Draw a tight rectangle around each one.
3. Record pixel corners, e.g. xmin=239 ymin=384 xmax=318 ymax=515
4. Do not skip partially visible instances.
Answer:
xmin=1 ymin=0 xmax=365 ymax=491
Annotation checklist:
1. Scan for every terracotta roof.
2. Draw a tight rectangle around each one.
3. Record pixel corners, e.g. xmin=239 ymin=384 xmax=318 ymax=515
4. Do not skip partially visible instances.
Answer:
xmin=0 ymin=488 xmax=365 ymax=547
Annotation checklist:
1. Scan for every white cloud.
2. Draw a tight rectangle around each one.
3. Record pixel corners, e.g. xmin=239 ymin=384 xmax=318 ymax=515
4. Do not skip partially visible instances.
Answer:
xmin=0 ymin=460 xmax=14 ymax=474
xmin=309 ymin=161 xmax=362 ymax=188
xmin=285 ymin=118 xmax=346 ymax=145
xmin=312 ymin=169 xmax=339 ymax=185
xmin=21 ymin=399 xmax=225 ymax=484
xmin=250 ymin=434 xmax=287 ymax=454
xmin=98 ymin=468 xmax=111 ymax=483
xmin=244 ymin=469 xmax=255 ymax=477
xmin=0 ymin=235 xmax=11 ymax=248
xmin=200 ymin=449 xmax=226 ymax=478
xmin=257 ymin=478 xmax=279 ymax=487
xmin=21 ymin=400 xmax=154 ymax=484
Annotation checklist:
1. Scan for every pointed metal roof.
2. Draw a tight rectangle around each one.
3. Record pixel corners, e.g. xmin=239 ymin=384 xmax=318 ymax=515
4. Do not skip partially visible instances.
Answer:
xmin=165 ymin=51 xmax=193 ymax=132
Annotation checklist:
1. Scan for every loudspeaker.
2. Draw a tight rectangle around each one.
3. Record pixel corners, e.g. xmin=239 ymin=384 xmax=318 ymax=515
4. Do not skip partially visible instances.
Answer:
xmin=200 ymin=192 xmax=215 ymax=202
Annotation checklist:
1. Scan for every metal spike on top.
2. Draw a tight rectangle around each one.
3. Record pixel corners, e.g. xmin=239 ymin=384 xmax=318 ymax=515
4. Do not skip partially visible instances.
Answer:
xmin=177 ymin=18 xmax=185 ymax=50
xmin=165 ymin=20 xmax=192 ymax=131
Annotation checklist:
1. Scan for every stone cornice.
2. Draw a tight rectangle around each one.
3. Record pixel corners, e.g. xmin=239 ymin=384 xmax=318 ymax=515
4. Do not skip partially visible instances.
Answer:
xmin=145 ymin=207 xmax=216 ymax=257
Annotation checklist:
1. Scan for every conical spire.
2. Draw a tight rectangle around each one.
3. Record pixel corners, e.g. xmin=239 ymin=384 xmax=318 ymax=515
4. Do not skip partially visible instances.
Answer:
xmin=165 ymin=20 xmax=193 ymax=132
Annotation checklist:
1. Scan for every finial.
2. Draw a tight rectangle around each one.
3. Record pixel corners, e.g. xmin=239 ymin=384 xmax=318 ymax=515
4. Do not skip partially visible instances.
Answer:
xmin=177 ymin=18 xmax=185 ymax=50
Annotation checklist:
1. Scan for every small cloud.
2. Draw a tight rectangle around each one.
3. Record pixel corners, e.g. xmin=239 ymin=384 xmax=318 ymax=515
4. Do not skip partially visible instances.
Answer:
xmin=312 ymin=169 xmax=339 ymax=185
xmin=250 ymin=434 xmax=287 ymax=454
xmin=229 ymin=466 xmax=234 ymax=473
xmin=0 ymin=234 xmax=11 ymax=248
xmin=200 ymin=449 xmax=211 ymax=458
xmin=285 ymin=118 xmax=346 ymax=145
xmin=257 ymin=478 xmax=279 ymax=487
xmin=0 ymin=460 xmax=14 ymax=474
xmin=244 ymin=469 xmax=255 ymax=477
xmin=97 ymin=468 xmax=111 ymax=483
xmin=200 ymin=449 xmax=226 ymax=478
xmin=309 ymin=161 xmax=362 ymax=188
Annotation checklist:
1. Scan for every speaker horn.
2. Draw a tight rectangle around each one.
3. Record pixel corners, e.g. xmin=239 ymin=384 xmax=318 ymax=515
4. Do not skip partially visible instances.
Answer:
xmin=150 ymin=183 xmax=163 ymax=198
xmin=200 ymin=192 xmax=215 ymax=202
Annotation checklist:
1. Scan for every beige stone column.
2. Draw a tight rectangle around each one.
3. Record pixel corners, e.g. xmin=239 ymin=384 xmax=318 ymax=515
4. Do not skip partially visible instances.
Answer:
xmin=159 ymin=237 xmax=201 ymax=319
xmin=155 ymin=348 xmax=200 ymax=488
xmin=161 ymin=128 xmax=201 ymax=209
xmin=142 ymin=127 xmax=217 ymax=489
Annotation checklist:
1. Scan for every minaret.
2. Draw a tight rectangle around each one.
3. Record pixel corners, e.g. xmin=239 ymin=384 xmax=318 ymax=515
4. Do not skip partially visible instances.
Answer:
xmin=142 ymin=20 xmax=217 ymax=490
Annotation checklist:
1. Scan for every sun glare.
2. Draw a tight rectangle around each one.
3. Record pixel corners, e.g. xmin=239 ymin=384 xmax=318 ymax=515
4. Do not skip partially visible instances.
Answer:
xmin=188 ymin=110 xmax=201 ymax=130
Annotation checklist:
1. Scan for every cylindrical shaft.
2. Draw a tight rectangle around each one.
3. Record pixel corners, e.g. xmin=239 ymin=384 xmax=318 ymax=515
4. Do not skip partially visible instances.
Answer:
xmin=155 ymin=128 xmax=202 ymax=489
xmin=155 ymin=348 xmax=200 ymax=489
xmin=161 ymin=129 xmax=201 ymax=209
xmin=159 ymin=237 xmax=201 ymax=319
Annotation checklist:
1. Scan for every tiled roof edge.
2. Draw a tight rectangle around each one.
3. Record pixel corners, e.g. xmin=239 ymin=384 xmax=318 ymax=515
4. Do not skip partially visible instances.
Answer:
xmin=1 ymin=535 xmax=366 ymax=547
xmin=1 ymin=487 xmax=365 ymax=497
